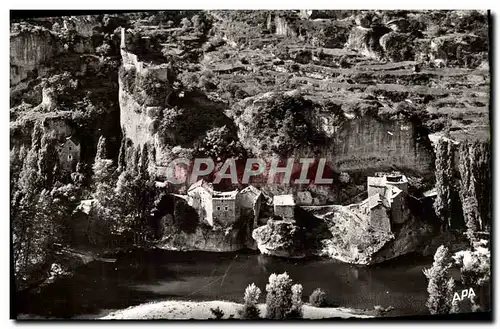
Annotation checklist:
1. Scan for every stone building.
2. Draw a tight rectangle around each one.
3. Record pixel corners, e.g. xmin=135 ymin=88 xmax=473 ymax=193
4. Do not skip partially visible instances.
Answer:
xmin=186 ymin=180 xmax=261 ymax=227
xmin=356 ymin=193 xmax=392 ymax=232
xmin=212 ymin=190 xmax=241 ymax=226
xmin=58 ymin=136 xmax=80 ymax=173
xmin=187 ymin=180 xmax=215 ymax=226
xmin=273 ymin=194 xmax=295 ymax=220
xmin=367 ymin=173 xmax=408 ymax=227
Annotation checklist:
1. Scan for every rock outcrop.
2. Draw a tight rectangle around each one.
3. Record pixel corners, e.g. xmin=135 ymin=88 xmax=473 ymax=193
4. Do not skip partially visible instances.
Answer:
xmin=417 ymin=33 xmax=488 ymax=69
xmin=345 ymin=26 xmax=387 ymax=59
xmin=10 ymin=27 xmax=60 ymax=86
xmin=234 ymin=92 xmax=435 ymax=177
xmin=303 ymin=204 xmax=394 ymax=264
xmin=252 ymin=219 xmax=306 ymax=258
xmin=157 ymin=223 xmax=246 ymax=252
xmin=379 ymin=32 xmax=416 ymax=62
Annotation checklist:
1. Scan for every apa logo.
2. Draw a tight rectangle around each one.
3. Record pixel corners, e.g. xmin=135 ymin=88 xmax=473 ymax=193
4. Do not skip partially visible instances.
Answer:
xmin=453 ymin=288 xmax=476 ymax=302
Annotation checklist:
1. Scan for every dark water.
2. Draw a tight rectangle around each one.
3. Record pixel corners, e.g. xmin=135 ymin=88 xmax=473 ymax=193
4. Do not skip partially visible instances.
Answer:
xmin=16 ymin=249 xmax=437 ymax=318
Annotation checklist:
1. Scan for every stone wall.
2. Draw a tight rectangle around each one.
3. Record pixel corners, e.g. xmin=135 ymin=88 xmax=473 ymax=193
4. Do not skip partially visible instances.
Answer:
xmin=370 ymin=203 xmax=391 ymax=232
xmin=212 ymin=198 xmax=239 ymax=226
xmin=274 ymin=204 xmax=295 ymax=220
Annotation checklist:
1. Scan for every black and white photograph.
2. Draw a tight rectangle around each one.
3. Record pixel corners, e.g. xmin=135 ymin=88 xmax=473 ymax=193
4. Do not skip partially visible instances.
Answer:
xmin=9 ymin=8 xmax=492 ymax=321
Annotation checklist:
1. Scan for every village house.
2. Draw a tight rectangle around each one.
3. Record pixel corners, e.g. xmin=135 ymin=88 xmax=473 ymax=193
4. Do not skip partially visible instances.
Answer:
xmin=273 ymin=194 xmax=295 ymax=220
xmin=57 ymin=136 xmax=81 ymax=173
xmin=366 ymin=173 xmax=409 ymax=228
xmin=352 ymin=193 xmax=392 ymax=232
xmin=212 ymin=190 xmax=241 ymax=226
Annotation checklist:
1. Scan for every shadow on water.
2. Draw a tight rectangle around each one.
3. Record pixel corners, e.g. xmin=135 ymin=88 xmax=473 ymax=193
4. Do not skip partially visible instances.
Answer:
xmin=16 ymin=249 xmax=434 ymax=318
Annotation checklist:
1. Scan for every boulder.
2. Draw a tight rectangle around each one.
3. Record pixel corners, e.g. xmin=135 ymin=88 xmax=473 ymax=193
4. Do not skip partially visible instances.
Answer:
xmin=252 ymin=219 xmax=306 ymax=258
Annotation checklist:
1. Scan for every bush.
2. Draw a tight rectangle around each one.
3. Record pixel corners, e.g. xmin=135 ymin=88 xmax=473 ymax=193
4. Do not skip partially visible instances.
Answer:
xmin=265 ymin=272 xmax=293 ymax=319
xmin=210 ymin=306 xmax=224 ymax=319
xmin=96 ymin=42 xmax=111 ymax=56
xmin=289 ymin=283 xmax=303 ymax=318
xmin=309 ymin=288 xmax=326 ymax=307
xmin=239 ymin=283 xmax=261 ymax=319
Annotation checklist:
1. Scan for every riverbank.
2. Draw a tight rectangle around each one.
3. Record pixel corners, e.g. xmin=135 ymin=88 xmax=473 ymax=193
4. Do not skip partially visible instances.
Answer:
xmin=101 ymin=300 xmax=374 ymax=320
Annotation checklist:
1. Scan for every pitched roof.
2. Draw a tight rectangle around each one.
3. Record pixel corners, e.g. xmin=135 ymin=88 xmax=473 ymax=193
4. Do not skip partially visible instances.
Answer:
xmin=187 ymin=179 xmax=213 ymax=194
xmin=65 ymin=136 xmax=80 ymax=146
xmin=213 ymin=190 xmax=239 ymax=199
xmin=240 ymin=185 xmax=262 ymax=196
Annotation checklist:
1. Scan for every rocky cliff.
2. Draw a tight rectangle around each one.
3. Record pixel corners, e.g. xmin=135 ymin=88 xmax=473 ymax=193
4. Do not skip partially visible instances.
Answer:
xmin=10 ymin=27 xmax=60 ymax=86
xmin=10 ymin=10 xmax=490 ymax=265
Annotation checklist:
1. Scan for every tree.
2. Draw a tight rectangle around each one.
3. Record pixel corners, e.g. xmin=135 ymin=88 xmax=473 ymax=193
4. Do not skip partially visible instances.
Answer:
xmin=265 ymin=272 xmax=293 ymax=319
xmin=448 ymin=278 xmax=460 ymax=313
xmin=423 ymin=245 xmax=455 ymax=315
xmin=434 ymin=139 xmax=456 ymax=230
xmin=181 ymin=17 xmax=192 ymax=30
xmin=457 ymin=139 xmax=491 ymax=242
xmin=289 ymin=284 xmax=303 ymax=318
xmin=12 ymin=123 xmax=51 ymax=286
xmin=240 ymin=283 xmax=261 ymax=319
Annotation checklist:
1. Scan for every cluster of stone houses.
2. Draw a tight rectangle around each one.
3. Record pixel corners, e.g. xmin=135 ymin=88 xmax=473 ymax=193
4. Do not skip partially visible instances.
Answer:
xmin=181 ymin=180 xmax=263 ymax=229
xmin=178 ymin=173 xmax=408 ymax=234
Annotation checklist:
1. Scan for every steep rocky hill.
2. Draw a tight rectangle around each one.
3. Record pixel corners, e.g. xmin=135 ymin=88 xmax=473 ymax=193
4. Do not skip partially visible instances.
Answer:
xmin=10 ymin=10 xmax=490 ymax=271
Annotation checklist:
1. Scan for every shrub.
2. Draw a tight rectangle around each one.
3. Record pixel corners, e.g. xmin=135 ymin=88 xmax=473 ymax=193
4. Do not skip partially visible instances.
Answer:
xmin=265 ymin=272 xmax=293 ymax=319
xmin=210 ymin=306 xmax=224 ymax=319
xmin=289 ymin=283 xmax=303 ymax=318
xmin=96 ymin=42 xmax=111 ymax=56
xmin=239 ymin=283 xmax=261 ymax=319
xmin=309 ymin=288 xmax=326 ymax=307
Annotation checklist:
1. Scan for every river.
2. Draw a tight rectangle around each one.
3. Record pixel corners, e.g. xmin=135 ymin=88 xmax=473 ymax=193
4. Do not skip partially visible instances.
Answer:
xmin=15 ymin=249 xmax=438 ymax=319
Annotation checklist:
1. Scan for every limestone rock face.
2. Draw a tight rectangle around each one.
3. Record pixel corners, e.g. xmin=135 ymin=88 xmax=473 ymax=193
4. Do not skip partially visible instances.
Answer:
xmin=345 ymin=26 xmax=389 ymax=60
xmin=379 ymin=32 xmax=416 ymax=62
xmin=416 ymin=33 xmax=488 ymax=69
xmin=157 ymin=224 xmax=245 ymax=252
xmin=267 ymin=13 xmax=297 ymax=37
xmin=252 ymin=219 xmax=306 ymax=259
xmin=252 ymin=200 xmax=442 ymax=265
xmin=305 ymin=205 xmax=394 ymax=265
xmin=370 ymin=213 xmax=436 ymax=263
xmin=10 ymin=28 xmax=60 ymax=86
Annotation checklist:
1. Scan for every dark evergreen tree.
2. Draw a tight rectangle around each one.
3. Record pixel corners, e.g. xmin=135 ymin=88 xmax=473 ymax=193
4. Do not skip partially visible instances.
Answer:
xmin=423 ymin=245 xmax=455 ymax=315
xmin=434 ymin=139 xmax=456 ymax=230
